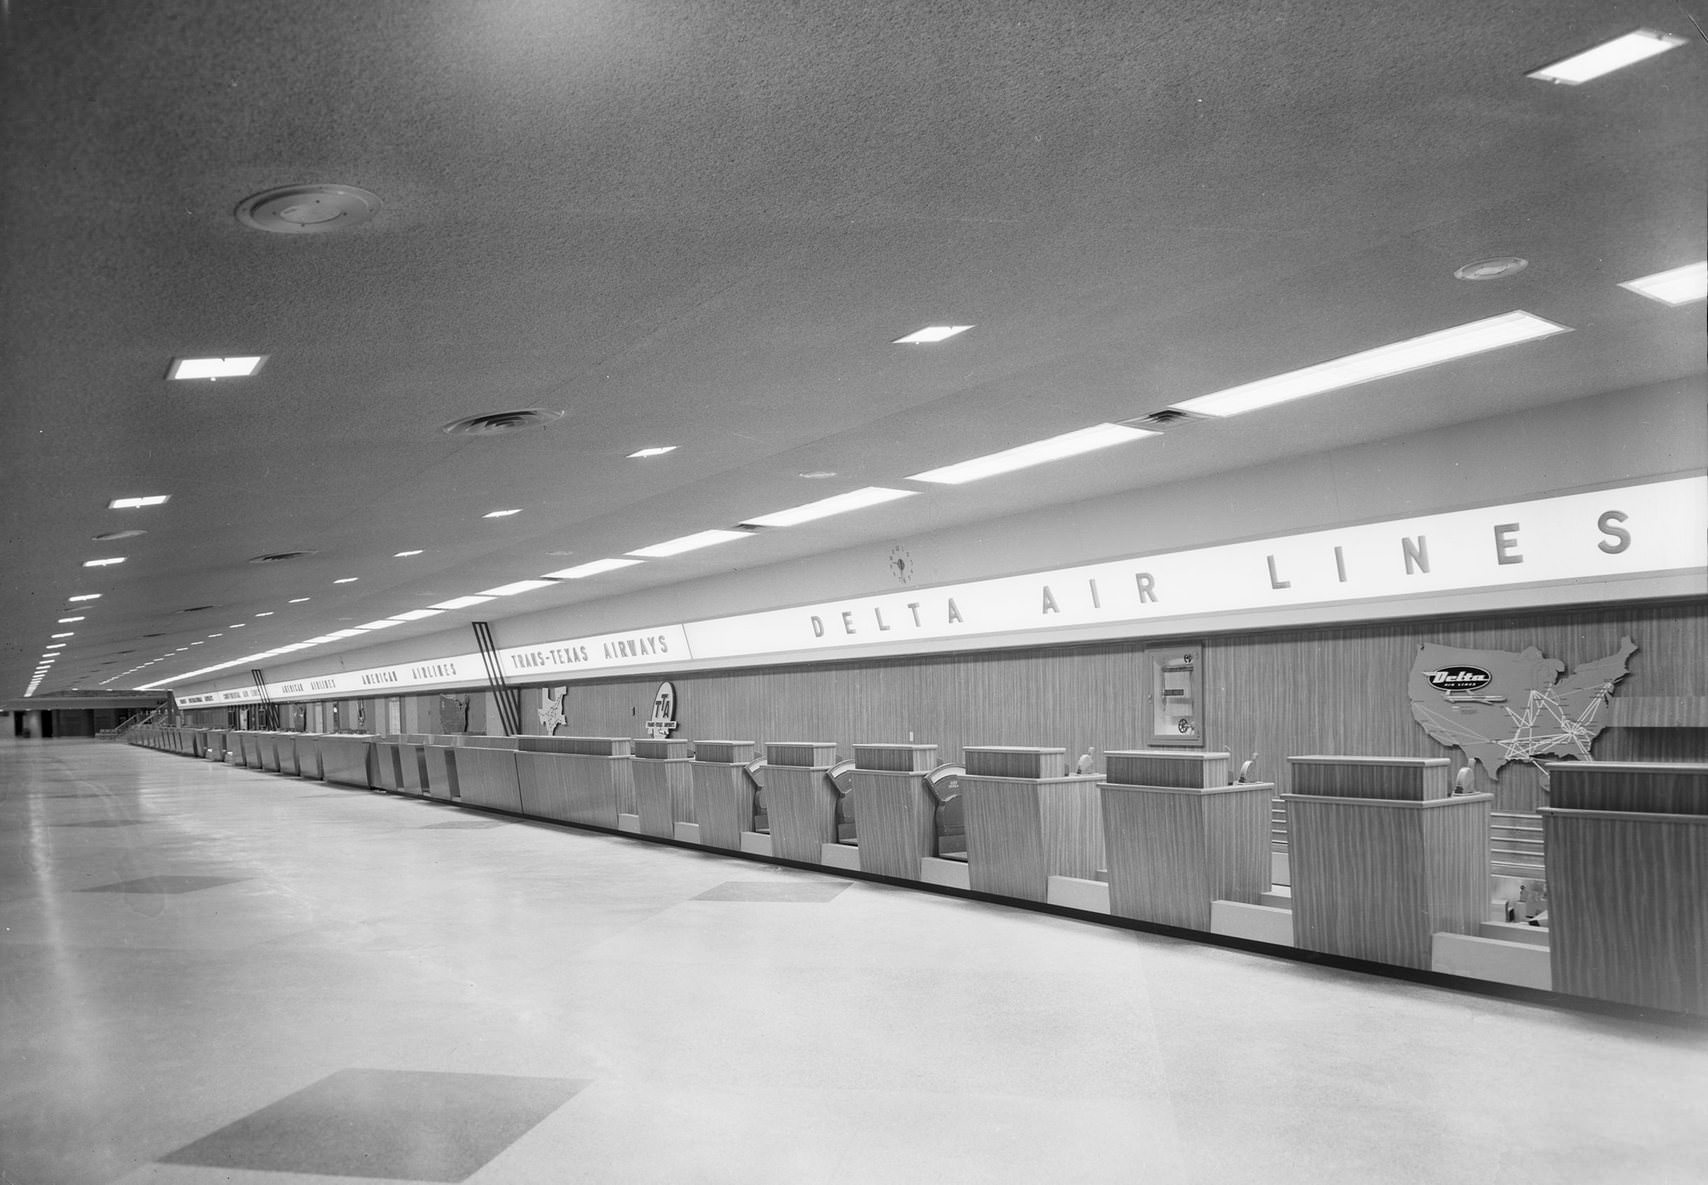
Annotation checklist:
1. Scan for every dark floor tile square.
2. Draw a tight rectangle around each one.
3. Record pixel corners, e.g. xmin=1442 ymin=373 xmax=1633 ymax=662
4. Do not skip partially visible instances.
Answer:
xmin=80 ymin=875 xmax=247 ymax=894
xmin=418 ymin=820 xmax=507 ymax=829
xmin=160 ymin=1068 xmax=588 ymax=1182
xmin=695 ymin=880 xmax=851 ymax=902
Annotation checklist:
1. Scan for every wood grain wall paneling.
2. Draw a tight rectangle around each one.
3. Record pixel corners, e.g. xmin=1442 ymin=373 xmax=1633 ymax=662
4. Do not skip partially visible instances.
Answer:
xmin=1542 ymin=808 xmax=1708 ymax=1015
xmin=1285 ymin=793 xmax=1491 ymax=969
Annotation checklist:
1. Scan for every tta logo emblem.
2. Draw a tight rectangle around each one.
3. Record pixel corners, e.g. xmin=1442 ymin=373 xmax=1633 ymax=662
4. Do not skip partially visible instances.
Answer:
xmin=645 ymin=681 xmax=677 ymax=739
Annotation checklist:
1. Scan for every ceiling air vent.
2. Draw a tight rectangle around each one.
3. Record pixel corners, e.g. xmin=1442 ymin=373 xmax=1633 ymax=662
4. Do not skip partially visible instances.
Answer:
xmin=1126 ymin=408 xmax=1211 ymax=429
xmin=440 ymin=408 xmax=566 ymax=436
xmin=178 ymin=605 xmax=219 ymax=613
xmin=248 ymin=550 xmax=317 ymax=564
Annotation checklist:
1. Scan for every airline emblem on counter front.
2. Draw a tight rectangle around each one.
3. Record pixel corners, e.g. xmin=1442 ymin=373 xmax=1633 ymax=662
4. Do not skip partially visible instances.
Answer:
xmin=645 ymin=681 xmax=677 ymax=738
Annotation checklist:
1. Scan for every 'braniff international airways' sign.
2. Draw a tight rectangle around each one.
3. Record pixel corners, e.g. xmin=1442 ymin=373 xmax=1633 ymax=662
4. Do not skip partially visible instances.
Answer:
xmin=172 ymin=474 xmax=1705 ymax=707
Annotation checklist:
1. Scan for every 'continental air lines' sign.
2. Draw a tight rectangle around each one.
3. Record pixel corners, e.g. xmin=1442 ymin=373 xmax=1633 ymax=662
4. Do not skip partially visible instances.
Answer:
xmin=173 ymin=475 xmax=1704 ymax=705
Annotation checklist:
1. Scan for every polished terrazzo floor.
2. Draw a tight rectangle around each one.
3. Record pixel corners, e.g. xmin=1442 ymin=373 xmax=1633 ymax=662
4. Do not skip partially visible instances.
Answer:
xmin=3 ymin=738 xmax=1705 ymax=1185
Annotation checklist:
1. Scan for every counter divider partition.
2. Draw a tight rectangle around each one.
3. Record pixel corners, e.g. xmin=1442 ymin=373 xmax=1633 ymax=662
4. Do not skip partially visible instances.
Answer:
xmin=372 ymin=736 xmax=406 ymax=792
xmin=1100 ymin=749 xmax=1273 ymax=930
xmin=957 ymin=746 xmax=1104 ymax=902
xmin=276 ymin=733 xmax=302 ymax=777
xmin=632 ymin=738 xmax=694 ymax=838
xmin=692 ymin=740 xmax=756 ymax=851
xmin=398 ymin=735 xmax=430 ymax=794
xmin=850 ymin=743 xmax=940 ymax=880
xmin=421 ymin=735 xmax=462 ymax=800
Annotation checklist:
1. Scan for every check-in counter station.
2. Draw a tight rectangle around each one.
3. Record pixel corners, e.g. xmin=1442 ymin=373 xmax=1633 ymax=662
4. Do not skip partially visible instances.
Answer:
xmin=959 ymin=746 xmax=1103 ymax=902
xmin=1100 ymin=750 xmax=1273 ymax=931
xmin=128 ymin=720 xmax=1708 ymax=1017
xmin=453 ymin=736 xmax=523 ymax=812
xmin=631 ymin=737 xmax=694 ymax=839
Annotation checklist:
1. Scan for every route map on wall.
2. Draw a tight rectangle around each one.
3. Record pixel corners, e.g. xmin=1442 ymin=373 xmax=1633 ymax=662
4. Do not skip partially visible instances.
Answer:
xmin=1408 ymin=637 xmax=1637 ymax=777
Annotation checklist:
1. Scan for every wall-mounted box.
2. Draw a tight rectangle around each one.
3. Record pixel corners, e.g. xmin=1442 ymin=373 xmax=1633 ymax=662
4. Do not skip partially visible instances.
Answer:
xmin=1144 ymin=644 xmax=1204 ymax=748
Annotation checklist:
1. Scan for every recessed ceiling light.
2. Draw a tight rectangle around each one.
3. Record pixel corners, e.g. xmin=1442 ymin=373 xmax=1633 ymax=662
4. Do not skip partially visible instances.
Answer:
xmin=229 ymin=623 xmax=246 ymax=628
xmin=394 ymin=549 xmax=424 ymax=557
xmin=45 ymin=644 xmax=65 ymax=650
xmin=208 ymin=633 xmax=223 ymax=637
xmin=389 ymin=608 xmax=445 ymax=622
xmin=355 ymin=619 xmax=402 ymax=631
xmin=167 ymin=356 xmax=267 ymax=381
xmin=50 ymin=632 xmax=74 ymax=638
xmin=1527 ymin=28 xmax=1686 ymax=85
xmin=57 ymin=617 xmax=85 ymax=623
xmin=909 ymin=423 xmax=1157 ymax=484
xmin=1169 ymin=310 xmax=1570 ymax=418
xmin=68 ymin=594 xmax=102 ymax=602
xmin=742 ymin=486 xmax=918 ymax=528
xmin=542 ymin=557 xmax=644 ymax=579
xmin=479 ymin=579 xmax=558 ymax=596
xmin=893 ymin=325 xmax=974 ymax=344
xmin=288 ymin=597 xmax=311 ymax=603
xmin=190 ymin=641 xmax=204 ymax=645
xmin=626 ymin=529 xmax=752 ymax=558
xmin=1619 ymin=260 xmax=1707 ymax=306
xmin=82 ymin=557 xmax=125 ymax=567
xmin=797 ymin=471 xmax=838 ymax=480
xmin=1454 ymin=257 xmax=1527 ymax=281
xmin=430 ymin=595 xmax=496 ymax=610
xmin=627 ymin=445 xmax=678 ymax=459
xmin=108 ymin=495 xmax=171 ymax=509
xmin=254 ymin=611 xmax=274 ymax=617
xmin=333 ymin=577 xmax=359 ymax=584
xmin=483 ymin=508 xmax=523 ymax=518
xmin=175 ymin=647 xmax=188 ymax=652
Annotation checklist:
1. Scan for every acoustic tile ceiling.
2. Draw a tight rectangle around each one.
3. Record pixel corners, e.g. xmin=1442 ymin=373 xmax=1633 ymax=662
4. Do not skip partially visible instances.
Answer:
xmin=2 ymin=1 xmax=1703 ymax=696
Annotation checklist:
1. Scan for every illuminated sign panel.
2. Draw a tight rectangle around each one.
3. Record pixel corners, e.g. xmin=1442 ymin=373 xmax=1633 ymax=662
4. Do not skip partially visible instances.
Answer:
xmin=166 ymin=476 xmax=1704 ymax=704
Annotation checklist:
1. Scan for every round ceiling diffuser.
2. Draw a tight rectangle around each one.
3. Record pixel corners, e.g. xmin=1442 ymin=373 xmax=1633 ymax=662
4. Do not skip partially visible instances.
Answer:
xmin=440 ymin=408 xmax=567 ymax=436
xmin=236 ymin=184 xmax=382 ymax=234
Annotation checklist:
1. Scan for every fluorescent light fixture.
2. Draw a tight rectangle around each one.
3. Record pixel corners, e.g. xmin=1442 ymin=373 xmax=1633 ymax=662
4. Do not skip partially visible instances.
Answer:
xmin=254 ymin=611 xmax=273 ymax=617
xmin=542 ymin=557 xmax=644 ymax=579
xmin=627 ymin=445 xmax=678 ymax=459
xmin=58 ymin=617 xmax=85 ymax=623
xmin=483 ymin=508 xmax=522 ymax=518
xmin=107 ymin=494 xmax=171 ymax=509
xmin=355 ymin=619 xmax=402 ymax=631
xmin=742 ymin=486 xmax=918 ymax=528
xmin=327 ymin=628 xmax=367 ymax=639
xmin=167 ymin=355 xmax=267 ymax=380
xmin=909 ymin=423 xmax=1157 ymax=484
xmin=1170 ymin=311 xmax=1571 ymax=418
xmin=302 ymin=635 xmax=337 ymax=645
xmin=430 ymin=595 xmax=495 ymax=610
xmin=82 ymin=557 xmax=125 ymax=567
xmin=229 ymin=623 xmax=246 ymax=628
xmin=1528 ymin=28 xmax=1686 ymax=84
xmin=627 ymin=529 xmax=751 ymax=558
xmin=190 ymin=641 xmax=203 ymax=645
xmin=333 ymin=576 xmax=359 ymax=584
xmin=394 ymin=549 xmax=424 ymax=557
xmin=208 ymin=633 xmax=223 ymax=637
xmin=67 ymin=594 xmax=101 ymax=602
xmin=1619 ymin=260 xmax=1707 ymax=306
xmin=388 ymin=608 xmax=445 ymax=622
xmin=51 ymin=632 xmax=75 ymax=638
xmin=893 ymin=325 xmax=974 ymax=344
xmin=478 ymin=579 xmax=557 ymax=597
xmin=288 ymin=597 xmax=311 ymax=603
xmin=174 ymin=647 xmax=188 ymax=652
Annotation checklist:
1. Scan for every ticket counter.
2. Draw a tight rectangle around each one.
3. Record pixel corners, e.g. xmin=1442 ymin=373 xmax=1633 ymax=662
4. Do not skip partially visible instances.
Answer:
xmin=372 ymin=736 xmax=407 ymax=792
xmin=421 ymin=735 xmax=462 ymax=799
xmin=959 ymin=746 xmax=1103 ymax=902
xmin=761 ymin=743 xmax=842 ymax=864
xmin=632 ymin=737 xmax=694 ymax=838
xmin=691 ymin=740 xmax=757 ymax=850
xmin=454 ymin=737 xmax=523 ymax=812
xmin=1100 ymin=750 xmax=1272 ymax=930
xmin=1540 ymin=760 xmax=1707 ymax=1015
xmin=1284 ymin=755 xmax=1489 ymax=970
xmin=319 ymin=734 xmax=379 ymax=789
xmin=850 ymin=743 xmax=940 ymax=880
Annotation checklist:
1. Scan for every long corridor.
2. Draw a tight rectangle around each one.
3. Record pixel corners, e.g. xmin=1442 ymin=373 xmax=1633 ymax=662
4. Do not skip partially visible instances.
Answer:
xmin=3 ymin=738 xmax=1705 ymax=1185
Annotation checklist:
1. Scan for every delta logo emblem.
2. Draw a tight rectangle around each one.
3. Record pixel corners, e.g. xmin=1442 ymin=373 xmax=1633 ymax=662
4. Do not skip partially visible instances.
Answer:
xmin=1427 ymin=666 xmax=1493 ymax=693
